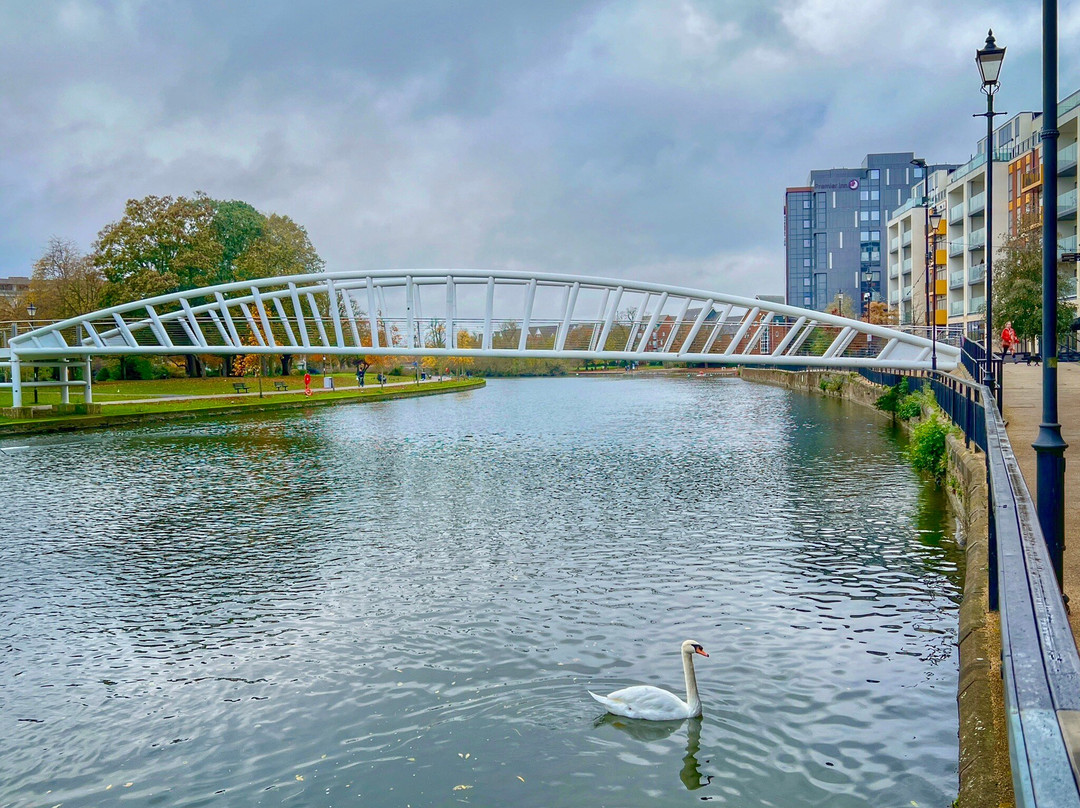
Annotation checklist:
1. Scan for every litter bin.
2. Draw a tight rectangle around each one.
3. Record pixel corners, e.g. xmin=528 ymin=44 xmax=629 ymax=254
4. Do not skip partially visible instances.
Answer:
xmin=323 ymin=376 xmax=335 ymax=389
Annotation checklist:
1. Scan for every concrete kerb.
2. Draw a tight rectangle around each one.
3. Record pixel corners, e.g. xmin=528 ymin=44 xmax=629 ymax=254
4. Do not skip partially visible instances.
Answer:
xmin=740 ymin=367 xmax=1010 ymax=808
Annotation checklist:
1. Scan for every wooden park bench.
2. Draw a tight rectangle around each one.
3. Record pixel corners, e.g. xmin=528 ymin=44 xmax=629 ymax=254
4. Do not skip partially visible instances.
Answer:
xmin=233 ymin=382 xmax=250 ymax=394
xmin=274 ymin=381 xmax=288 ymax=391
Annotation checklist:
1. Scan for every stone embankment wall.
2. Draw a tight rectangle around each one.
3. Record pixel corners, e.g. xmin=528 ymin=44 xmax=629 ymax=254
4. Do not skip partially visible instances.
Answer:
xmin=740 ymin=368 xmax=1011 ymax=808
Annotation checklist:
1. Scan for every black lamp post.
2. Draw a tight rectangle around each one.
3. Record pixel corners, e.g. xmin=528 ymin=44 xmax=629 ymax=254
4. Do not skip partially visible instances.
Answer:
xmin=26 ymin=302 xmax=38 ymax=403
xmin=1033 ymin=2 xmax=1068 ymax=585
xmin=929 ymin=209 xmax=943 ymax=370
xmin=976 ymin=30 xmax=1005 ymax=403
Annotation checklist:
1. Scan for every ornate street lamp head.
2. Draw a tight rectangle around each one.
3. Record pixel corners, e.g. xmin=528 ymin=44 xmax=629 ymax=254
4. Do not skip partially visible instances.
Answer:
xmin=929 ymin=210 xmax=943 ymax=230
xmin=976 ymin=29 xmax=1006 ymax=93
xmin=26 ymin=301 xmax=36 ymax=318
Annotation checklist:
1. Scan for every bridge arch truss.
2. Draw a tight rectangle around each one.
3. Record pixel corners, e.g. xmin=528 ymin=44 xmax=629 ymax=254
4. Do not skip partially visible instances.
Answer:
xmin=4 ymin=269 xmax=958 ymax=406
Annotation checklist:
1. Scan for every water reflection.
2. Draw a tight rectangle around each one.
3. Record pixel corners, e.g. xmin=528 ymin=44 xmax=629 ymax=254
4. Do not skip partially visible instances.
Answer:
xmin=595 ymin=714 xmax=711 ymax=791
xmin=0 ymin=377 xmax=960 ymax=808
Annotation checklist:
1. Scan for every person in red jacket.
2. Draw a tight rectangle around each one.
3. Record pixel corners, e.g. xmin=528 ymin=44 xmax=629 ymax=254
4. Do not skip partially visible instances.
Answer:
xmin=1001 ymin=321 xmax=1018 ymax=357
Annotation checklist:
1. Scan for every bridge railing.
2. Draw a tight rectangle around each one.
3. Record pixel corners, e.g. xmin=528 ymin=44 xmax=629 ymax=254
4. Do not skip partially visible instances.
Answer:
xmin=859 ymin=367 xmax=1080 ymax=807
xmin=6 ymin=271 xmax=957 ymax=371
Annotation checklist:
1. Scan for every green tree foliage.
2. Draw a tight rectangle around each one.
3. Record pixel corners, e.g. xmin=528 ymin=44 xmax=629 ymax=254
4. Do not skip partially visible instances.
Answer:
xmin=235 ymin=214 xmax=324 ymax=281
xmin=93 ymin=193 xmax=222 ymax=304
xmin=993 ymin=213 xmax=1074 ymax=342
xmin=909 ymin=415 xmax=951 ymax=482
xmin=212 ymin=200 xmax=266 ymax=285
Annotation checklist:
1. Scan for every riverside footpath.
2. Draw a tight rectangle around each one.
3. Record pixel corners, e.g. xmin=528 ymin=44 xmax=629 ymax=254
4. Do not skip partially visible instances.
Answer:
xmin=1001 ymin=361 xmax=1080 ymax=643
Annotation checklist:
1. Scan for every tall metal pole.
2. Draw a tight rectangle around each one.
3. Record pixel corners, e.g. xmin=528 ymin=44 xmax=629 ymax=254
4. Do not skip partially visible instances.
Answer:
xmin=930 ymin=223 xmax=939 ymax=370
xmin=924 ymin=196 xmax=931 ymax=340
xmin=984 ymin=88 xmax=998 ymax=403
xmin=1034 ymin=0 xmax=1068 ymax=584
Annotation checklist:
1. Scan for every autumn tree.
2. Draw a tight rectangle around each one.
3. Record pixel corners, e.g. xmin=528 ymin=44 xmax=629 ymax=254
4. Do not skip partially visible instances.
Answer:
xmin=93 ymin=193 xmax=222 ymax=304
xmin=993 ymin=213 xmax=1075 ymax=343
xmin=862 ymin=300 xmax=897 ymax=325
xmin=30 ymin=237 xmax=106 ymax=321
xmin=824 ymin=293 xmax=855 ymax=319
xmin=448 ymin=330 xmax=477 ymax=375
xmin=91 ymin=195 xmax=325 ymax=377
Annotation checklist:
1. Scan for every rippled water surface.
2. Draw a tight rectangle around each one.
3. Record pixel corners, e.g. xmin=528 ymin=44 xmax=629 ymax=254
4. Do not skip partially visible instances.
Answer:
xmin=0 ymin=376 xmax=961 ymax=807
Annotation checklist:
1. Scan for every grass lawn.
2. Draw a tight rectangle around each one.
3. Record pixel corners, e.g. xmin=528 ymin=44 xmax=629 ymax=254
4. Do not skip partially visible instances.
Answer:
xmin=0 ymin=372 xmax=413 ymax=407
xmin=0 ymin=374 xmax=482 ymax=427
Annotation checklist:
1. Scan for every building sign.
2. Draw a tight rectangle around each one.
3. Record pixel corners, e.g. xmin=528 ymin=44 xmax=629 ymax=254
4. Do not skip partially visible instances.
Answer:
xmin=810 ymin=179 xmax=861 ymax=190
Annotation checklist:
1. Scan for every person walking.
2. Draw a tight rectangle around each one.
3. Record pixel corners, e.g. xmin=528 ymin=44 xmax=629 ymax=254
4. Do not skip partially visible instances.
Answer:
xmin=1001 ymin=321 xmax=1018 ymax=359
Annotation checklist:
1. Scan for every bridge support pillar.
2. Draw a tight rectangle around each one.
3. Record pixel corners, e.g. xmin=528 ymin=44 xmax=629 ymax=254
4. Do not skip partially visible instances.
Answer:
xmin=59 ymin=361 xmax=70 ymax=405
xmin=10 ymin=353 xmax=21 ymax=409
xmin=84 ymin=357 xmax=93 ymax=404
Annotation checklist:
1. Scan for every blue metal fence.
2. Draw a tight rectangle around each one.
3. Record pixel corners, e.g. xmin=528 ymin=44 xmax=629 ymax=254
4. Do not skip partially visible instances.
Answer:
xmin=858 ymin=367 xmax=1080 ymax=806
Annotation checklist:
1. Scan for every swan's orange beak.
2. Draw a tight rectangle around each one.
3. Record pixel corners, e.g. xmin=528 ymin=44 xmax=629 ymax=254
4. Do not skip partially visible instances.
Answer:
xmin=695 ymin=648 xmax=709 ymax=657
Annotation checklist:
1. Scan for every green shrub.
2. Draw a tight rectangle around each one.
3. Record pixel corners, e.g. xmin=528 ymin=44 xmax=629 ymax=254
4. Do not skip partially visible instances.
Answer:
xmin=819 ymin=374 xmax=845 ymax=393
xmin=909 ymin=414 xmax=951 ymax=482
xmin=874 ymin=379 xmax=908 ymax=415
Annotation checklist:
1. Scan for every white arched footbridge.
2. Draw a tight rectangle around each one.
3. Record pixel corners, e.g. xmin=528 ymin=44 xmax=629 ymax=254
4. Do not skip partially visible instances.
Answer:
xmin=2 ymin=269 xmax=958 ymax=407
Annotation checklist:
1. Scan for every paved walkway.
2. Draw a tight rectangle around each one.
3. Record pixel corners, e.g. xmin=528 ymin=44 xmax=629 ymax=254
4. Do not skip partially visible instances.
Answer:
xmin=1001 ymin=361 xmax=1079 ymax=638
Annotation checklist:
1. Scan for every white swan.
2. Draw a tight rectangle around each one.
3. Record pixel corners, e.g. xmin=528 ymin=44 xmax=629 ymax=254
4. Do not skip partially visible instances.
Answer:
xmin=589 ymin=640 xmax=709 ymax=721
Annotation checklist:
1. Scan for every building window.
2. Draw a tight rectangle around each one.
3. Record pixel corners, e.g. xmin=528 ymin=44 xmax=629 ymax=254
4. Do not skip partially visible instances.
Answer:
xmin=803 ymin=278 xmax=811 ymax=286
xmin=803 ymin=258 xmax=811 ymax=266
xmin=803 ymin=239 xmax=811 ymax=247
xmin=803 ymin=200 xmax=810 ymax=208
xmin=872 ymin=230 xmax=880 ymax=241
xmin=870 ymin=169 xmax=880 ymax=180
xmin=860 ymin=190 xmax=869 ymax=201
xmin=803 ymin=219 xmax=810 ymax=228
xmin=871 ymin=190 xmax=880 ymax=201
xmin=860 ymin=211 xmax=869 ymax=221
xmin=871 ymin=210 xmax=880 ymax=221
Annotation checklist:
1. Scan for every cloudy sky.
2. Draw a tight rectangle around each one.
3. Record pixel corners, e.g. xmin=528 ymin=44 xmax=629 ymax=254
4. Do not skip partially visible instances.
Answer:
xmin=2 ymin=1 xmax=1079 ymax=299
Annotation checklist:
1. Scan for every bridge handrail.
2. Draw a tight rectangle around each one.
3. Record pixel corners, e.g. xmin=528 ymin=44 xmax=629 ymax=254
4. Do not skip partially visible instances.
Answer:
xmin=9 ymin=269 xmax=960 ymax=359
xmin=860 ymin=368 xmax=1080 ymax=806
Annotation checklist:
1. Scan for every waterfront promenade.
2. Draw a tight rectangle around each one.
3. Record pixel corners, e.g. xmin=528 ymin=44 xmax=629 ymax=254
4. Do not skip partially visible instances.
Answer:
xmin=1001 ymin=361 xmax=1080 ymax=641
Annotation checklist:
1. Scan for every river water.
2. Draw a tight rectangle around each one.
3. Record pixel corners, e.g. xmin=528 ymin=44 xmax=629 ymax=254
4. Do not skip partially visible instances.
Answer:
xmin=0 ymin=376 xmax=961 ymax=807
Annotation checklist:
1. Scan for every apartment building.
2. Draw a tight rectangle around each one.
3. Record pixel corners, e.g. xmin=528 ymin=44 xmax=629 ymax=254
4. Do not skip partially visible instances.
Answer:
xmin=785 ymin=153 xmax=924 ymax=318
xmin=886 ymin=113 xmax=1041 ymax=338
xmin=1005 ymin=89 xmax=1080 ymax=299
xmin=886 ymin=167 xmax=952 ymax=326
xmin=0 ymin=276 xmax=30 ymax=302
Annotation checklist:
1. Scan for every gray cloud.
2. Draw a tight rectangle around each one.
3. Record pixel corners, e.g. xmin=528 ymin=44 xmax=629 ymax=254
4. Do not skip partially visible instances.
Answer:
xmin=1 ymin=0 xmax=1077 ymax=300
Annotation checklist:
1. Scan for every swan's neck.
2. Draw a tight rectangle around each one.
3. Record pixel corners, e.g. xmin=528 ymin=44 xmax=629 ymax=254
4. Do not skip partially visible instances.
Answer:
xmin=682 ymin=651 xmax=701 ymax=716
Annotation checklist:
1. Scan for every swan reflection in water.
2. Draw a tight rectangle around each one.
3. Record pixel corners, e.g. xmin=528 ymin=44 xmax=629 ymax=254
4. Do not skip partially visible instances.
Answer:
xmin=594 ymin=714 xmax=713 ymax=791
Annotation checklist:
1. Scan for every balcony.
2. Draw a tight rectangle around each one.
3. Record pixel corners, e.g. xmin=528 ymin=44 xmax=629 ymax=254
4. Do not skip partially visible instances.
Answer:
xmin=901 ymin=230 xmax=913 ymax=247
xmin=888 ymin=264 xmax=900 ymax=279
xmin=1060 ymin=189 xmax=1078 ymax=219
xmin=889 ymin=236 xmax=900 ymax=252
xmin=949 ymin=239 xmax=966 ymax=257
xmin=902 ymin=257 xmax=913 ymax=273
xmin=950 ymin=270 xmax=966 ymax=289
xmin=969 ymin=295 xmax=986 ymax=314
xmin=969 ymin=191 xmax=986 ymax=214
xmin=950 ymin=300 xmax=965 ymax=316
xmin=1062 ymin=234 xmax=1078 ymax=254
xmin=1021 ymin=168 xmax=1044 ymax=191
xmin=969 ymin=263 xmax=986 ymax=284
xmin=889 ymin=290 xmax=900 ymax=304
xmin=969 ymin=228 xmax=986 ymax=250
xmin=1061 ymin=142 xmax=1078 ymax=175
xmin=903 ymin=285 xmax=912 ymax=301
xmin=949 ymin=202 xmax=965 ymax=223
